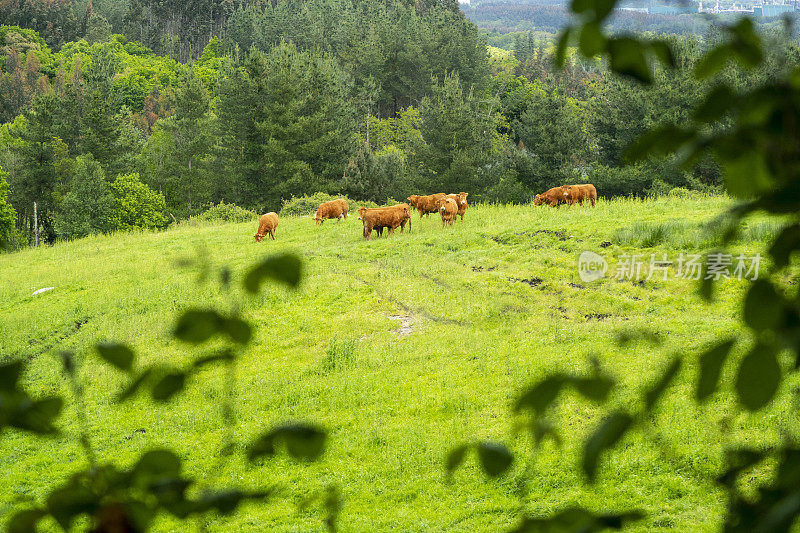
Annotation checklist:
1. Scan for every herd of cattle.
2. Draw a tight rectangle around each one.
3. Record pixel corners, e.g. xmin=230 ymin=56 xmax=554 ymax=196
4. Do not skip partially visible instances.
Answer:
xmin=253 ymin=184 xmax=596 ymax=241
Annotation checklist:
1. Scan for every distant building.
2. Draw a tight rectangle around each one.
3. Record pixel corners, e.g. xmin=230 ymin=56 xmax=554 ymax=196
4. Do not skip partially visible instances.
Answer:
xmin=753 ymin=4 xmax=794 ymax=16
xmin=648 ymin=4 xmax=698 ymax=13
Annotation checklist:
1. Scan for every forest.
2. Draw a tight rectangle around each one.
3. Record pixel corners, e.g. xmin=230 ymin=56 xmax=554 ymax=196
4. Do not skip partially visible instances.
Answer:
xmin=0 ymin=0 xmax=796 ymax=250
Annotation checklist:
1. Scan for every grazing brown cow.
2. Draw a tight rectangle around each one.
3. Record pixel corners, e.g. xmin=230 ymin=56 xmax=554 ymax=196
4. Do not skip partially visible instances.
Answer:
xmin=407 ymin=193 xmax=446 ymax=218
xmin=359 ymin=204 xmax=411 ymax=240
xmin=564 ymin=184 xmax=597 ymax=207
xmin=439 ymin=198 xmax=458 ymax=227
xmin=334 ymin=198 xmax=349 ymax=218
xmin=254 ymin=212 xmax=278 ymax=242
xmin=534 ymin=186 xmax=569 ymax=207
xmin=444 ymin=192 xmax=469 ymax=221
xmin=314 ymin=199 xmax=348 ymax=224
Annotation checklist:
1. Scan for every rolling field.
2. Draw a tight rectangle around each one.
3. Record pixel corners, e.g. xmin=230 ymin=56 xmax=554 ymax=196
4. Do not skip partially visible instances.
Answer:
xmin=0 ymin=195 xmax=792 ymax=532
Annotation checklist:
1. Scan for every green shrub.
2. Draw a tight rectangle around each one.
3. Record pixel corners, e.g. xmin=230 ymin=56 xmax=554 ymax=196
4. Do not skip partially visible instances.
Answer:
xmin=109 ymin=173 xmax=169 ymax=231
xmin=591 ymin=164 xmax=652 ymax=198
xmin=645 ymin=179 xmax=674 ymax=198
xmin=666 ymin=187 xmax=707 ymax=199
xmin=281 ymin=193 xmax=343 ymax=217
xmin=280 ymin=193 xmax=379 ymax=217
xmin=0 ymin=168 xmax=17 ymax=251
xmin=483 ymin=176 xmax=532 ymax=204
xmin=194 ymin=201 xmax=258 ymax=223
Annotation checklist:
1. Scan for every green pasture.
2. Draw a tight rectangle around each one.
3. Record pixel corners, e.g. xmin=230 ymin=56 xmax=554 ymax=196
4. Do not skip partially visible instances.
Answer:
xmin=0 ymin=195 xmax=790 ymax=531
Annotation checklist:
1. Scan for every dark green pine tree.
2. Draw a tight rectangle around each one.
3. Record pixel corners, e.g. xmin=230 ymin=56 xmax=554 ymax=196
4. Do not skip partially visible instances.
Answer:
xmin=216 ymin=56 xmax=263 ymax=207
xmin=53 ymin=155 xmax=115 ymax=240
xmin=8 ymin=92 xmax=64 ymax=242
xmin=512 ymin=87 xmax=593 ymax=188
xmin=217 ymin=43 xmax=356 ymax=211
xmin=156 ymin=69 xmax=215 ymax=212
xmin=79 ymin=45 xmax=124 ymax=175
xmin=419 ymin=72 xmax=491 ymax=193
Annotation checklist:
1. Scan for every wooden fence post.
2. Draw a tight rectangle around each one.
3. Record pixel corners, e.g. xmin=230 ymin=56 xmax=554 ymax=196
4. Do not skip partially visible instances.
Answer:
xmin=33 ymin=201 xmax=39 ymax=248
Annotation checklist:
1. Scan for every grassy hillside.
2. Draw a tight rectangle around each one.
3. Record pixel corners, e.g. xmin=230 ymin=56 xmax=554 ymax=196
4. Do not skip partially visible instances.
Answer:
xmin=0 ymin=196 xmax=790 ymax=531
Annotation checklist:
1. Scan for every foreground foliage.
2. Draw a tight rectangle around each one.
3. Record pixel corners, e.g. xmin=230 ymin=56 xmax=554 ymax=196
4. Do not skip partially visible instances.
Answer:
xmin=2 ymin=249 xmax=333 ymax=531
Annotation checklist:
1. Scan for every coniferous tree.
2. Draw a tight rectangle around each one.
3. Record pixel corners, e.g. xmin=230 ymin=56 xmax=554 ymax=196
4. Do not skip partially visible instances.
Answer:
xmin=84 ymin=14 xmax=113 ymax=44
xmin=512 ymin=87 xmax=593 ymax=189
xmin=132 ymin=85 xmax=173 ymax=135
xmin=0 ymin=0 xmax=79 ymax=48
xmin=7 ymin=92 xmax=66 ymax=242
xmin=79 ymin=45 xmax=124 ymax=173
xmin=218 ymin=44 xmax=356 ymax=210
xmin=53 ymin=155 xmax=115 ymax=240
xmin=141 ymin=70 xmax=214 ymax=214
xmin=0 ymin=49 xmax=47 ymax=123
xmin=419 ymin=72 xmax=491 ymax=193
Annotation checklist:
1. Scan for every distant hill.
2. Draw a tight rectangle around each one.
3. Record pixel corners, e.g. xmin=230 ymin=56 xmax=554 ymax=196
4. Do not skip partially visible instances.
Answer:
xmin=463 ymin=3 xmax=713 ymax=37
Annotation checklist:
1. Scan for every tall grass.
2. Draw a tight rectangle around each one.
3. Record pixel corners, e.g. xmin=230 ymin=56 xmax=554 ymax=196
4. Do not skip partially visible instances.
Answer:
xmin=615 ymin=218 xmax=783 ymax=249
xmin=319 ymin=336 xmax=359 ymax=373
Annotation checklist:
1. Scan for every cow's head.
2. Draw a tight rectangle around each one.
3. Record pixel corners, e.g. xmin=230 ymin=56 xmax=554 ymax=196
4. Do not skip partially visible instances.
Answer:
xmin=533 ymin=194 xmax=542 ymax=206
xmin=254 ymin=233 xmax=264 ymax=242
xmin=459 ymin=192 xmax=468 ymax=205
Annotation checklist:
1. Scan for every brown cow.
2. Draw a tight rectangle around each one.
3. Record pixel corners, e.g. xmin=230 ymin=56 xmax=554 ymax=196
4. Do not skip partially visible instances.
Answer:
xmin=254 ymin=212 xmax=278 ymax=242
xmin=358 ymin=206 xmax=391 ymax=239
xmin=361 ymin=204 xmax=411 ymax=237
xmin=564 ymin=184 xmax=597 ymax=207
xmin=335 ymin=198 xmax=349 ymax=218
xmin=444 ymin=192 xmax=469 ymax=221
xmin=407 ymin=193 xmax=446 ymax=218
xmin=439 ymin=198 xmax=458 ymax=227
xmin=534 ymin=186 xmax=569 ymax=208
xmin=359 ymin=204 xmax=411 ymax=240
xmin=314 ymin=198 xmax=348 ymax=224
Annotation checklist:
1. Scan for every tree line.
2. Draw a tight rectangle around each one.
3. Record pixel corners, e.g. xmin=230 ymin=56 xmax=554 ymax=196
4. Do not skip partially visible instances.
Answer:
xmin=0 ymin=0 xmax=797 ymax=249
